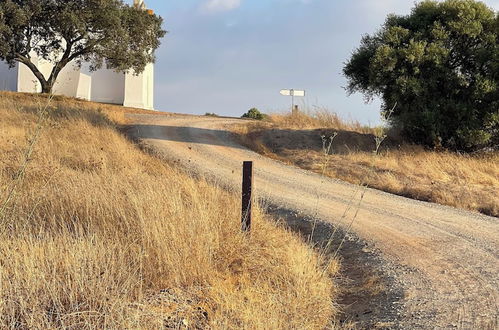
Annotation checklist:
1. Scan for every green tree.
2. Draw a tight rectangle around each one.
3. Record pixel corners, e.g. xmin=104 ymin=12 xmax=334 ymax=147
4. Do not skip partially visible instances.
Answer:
xmin=242 ymin=108 xmax=265 ymax=120
xmin=344 ymin=0 xmax=498 ymax=150
xmin=0 ymin=0 xmax=165 ymax=94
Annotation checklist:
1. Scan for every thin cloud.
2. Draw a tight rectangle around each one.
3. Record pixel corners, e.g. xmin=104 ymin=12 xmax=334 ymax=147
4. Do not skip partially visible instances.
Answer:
xmin=201 ymin=0 xmax=242 ymax=14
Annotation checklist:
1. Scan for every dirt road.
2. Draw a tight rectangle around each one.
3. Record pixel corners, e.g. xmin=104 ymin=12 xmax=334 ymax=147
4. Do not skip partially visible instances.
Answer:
xmin=128 ymin=114 xmax=498 ymax=329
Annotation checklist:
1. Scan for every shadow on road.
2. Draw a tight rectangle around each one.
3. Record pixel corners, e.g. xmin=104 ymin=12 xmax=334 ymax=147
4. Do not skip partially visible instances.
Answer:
xmin=124 ymin=124 xmax=247 ymax=150
xmin=247 ymin=128 xmax=400 ymax=154
xmin=124 ymin=119 xmax=405 ymax=327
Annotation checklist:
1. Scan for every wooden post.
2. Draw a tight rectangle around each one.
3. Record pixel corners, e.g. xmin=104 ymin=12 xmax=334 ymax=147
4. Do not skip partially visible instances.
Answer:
xmin=241 ymin=161 xmax=253 ymax=232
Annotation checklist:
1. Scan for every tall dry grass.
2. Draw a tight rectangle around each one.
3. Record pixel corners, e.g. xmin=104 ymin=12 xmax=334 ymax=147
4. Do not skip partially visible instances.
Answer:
xmin=0 ymin=92 xmax=338 ymax=328
xmin=289 ymin=147 xmax=499 ymax=216
xmin=236 ymin=110 xmax=499 ymax=217
xmin=266 ymin=107 xmax=375 ymax=134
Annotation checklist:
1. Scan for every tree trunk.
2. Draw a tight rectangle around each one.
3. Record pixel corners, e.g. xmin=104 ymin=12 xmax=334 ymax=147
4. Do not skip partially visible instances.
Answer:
xmin=40 ymin=80 xmax=53 ymax=94
xmin=42 ymin=63 xmax=67 ymax=95
xmin=16 ymin=54 xmax=66 ymax=96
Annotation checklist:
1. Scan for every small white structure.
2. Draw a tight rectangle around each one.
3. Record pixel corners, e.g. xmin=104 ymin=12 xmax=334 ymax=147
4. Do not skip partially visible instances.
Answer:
xmin=0 ymin=55 xmax=92 ymax=99
xmin=89 ymin=63 xmax=154 ymax=110
xmin=53 ymin=64 xmax=92 ymax=101
xmin=0 ymin=0 xmax=155 ymax=110
xmin=0 ymin=57 xmax=40 ymax=93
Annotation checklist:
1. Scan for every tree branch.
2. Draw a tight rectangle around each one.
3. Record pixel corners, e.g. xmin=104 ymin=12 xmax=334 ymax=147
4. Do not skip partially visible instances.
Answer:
xmin=15 ymin=53 xmax=47 ymax=88
xmin=67 ymin=39 xmax=103 ymax=62
xmin=47 ymin=39 xmax=74 ymax=84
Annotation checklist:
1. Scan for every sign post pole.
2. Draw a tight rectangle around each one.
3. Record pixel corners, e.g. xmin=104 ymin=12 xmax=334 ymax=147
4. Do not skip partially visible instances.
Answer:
xmin=280 ymin=89 xmax=306 ymax=114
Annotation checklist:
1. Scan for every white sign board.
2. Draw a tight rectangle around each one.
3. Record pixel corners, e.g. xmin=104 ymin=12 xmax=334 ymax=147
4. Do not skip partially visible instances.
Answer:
xmin=280 ymin=89 xmax=305 ymax=97
xmin=291 ymin=89 xmax=305 ymax=97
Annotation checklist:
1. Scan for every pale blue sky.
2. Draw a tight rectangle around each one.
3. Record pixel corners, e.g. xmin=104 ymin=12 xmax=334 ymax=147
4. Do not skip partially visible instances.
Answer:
xmin=141 ymin=0 xmax=498 ymax=124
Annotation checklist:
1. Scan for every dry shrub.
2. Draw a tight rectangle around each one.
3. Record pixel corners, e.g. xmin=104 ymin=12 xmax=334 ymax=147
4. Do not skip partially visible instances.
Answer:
xmin=0 ymin=92 xmax=337 ymax=329
xmin=0 ymin=91 xmax=168 ymax=125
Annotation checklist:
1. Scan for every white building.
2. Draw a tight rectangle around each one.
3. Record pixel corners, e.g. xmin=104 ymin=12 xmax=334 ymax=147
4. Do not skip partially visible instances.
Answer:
xmin=0 ymin=0 xmax=155 ymax=110
xmin=0 ymin=56 xmax=92 ymax=99
xmin=89 ymin=63 xmax=154 ymax=110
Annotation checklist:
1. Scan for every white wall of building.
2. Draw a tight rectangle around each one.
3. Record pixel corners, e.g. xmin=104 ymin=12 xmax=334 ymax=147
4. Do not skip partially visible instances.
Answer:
xmin=90 ymin=69 xmax=126 ymax=105
xmin=17 ymin=62 xmax=41 ymax=93
xmin=76 ymin=73 xmax=92 ymax=100
xmin=0 ymin=62 xmax=18 ymax=91
xmin=1 ymin=60 xmax=154 ymax=109
xmin=145 ymin=63 xmax=154 ymax=109
xmin=53 ymin=66 xmax=79 ymax=97
xmin=37 ymin=61 xmax=91 ymax=100
xmin=123 ymin=63 xmax=154 ymax=110
xmin=2 ymin=56 xmax=155 ymax=110
xmin=1 ymin=57 xmax=47 ymax=94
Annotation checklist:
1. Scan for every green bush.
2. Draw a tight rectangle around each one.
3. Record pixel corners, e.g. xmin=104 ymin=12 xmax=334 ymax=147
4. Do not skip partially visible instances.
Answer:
xmin=242 ymin=108 xmax=265 ymax=120
xmin=344 ymin=0 xmax=499 ymax=151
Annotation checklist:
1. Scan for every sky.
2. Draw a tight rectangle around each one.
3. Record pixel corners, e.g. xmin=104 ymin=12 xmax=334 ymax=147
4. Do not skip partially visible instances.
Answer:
xmin=140 ymin=0 xmax=499 ymax=125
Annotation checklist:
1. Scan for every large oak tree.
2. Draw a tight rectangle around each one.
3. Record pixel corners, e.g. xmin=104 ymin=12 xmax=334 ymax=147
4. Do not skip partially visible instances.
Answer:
xmin=0 ymin=0 xmax=165 ymax=94
xmin=344 ymin=0 xmax=498 ymax=150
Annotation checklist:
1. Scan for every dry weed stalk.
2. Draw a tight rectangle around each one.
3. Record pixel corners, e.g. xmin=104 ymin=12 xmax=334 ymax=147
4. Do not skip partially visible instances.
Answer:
xmin=327 ymin=105 xmax=396 ymax=260
xmin=306 ymin=104 xmax=398 ymax=274
xmin=0 ymin=94 xmax=54 ymax=220
xmin=309 ymin=133 xmax=338 ymax=244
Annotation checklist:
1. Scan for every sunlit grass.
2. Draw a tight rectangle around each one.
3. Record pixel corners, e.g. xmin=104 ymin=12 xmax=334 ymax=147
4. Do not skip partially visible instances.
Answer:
xmin=235 ymin=109 xmax=499 ymax=217
xmin=0 ymin=92 xmax=338 ymax=328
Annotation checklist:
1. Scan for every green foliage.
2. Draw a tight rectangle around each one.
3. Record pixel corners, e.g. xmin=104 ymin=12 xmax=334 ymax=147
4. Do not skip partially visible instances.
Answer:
xmin=205 ymin=112 xmax=218 ymax=117
xmin=344 ymin=0 xmax=498 ymax=150
xmin=0 ymin=0 xmax=166 ymax=93
xmin=242 ymin=108 xmax=265 ymax=120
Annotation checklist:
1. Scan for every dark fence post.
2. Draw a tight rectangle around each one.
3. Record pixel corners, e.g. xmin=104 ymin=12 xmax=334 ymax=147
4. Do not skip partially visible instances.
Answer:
xmin=241 ymin=161 xmax=253 ymax=232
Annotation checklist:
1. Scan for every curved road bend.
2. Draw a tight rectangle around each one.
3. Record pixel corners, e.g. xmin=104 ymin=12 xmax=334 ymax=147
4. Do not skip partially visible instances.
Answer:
xmin=128 ymin=113 xmax=498 ymax=329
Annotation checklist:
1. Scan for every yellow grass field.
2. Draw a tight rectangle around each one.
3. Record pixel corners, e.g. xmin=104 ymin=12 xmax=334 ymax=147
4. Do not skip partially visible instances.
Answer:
xmin=0 ymin=92 xmax=338 ymax=328
xmin=235 ymin=111 xmax=499 ymax=217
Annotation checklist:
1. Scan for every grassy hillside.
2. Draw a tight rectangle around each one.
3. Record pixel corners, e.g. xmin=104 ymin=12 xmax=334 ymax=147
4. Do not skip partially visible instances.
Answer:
xmin=0 ymin=92 xmax=338 ymax=328
xmin=235 ymin=110 xmax=498 ymax=217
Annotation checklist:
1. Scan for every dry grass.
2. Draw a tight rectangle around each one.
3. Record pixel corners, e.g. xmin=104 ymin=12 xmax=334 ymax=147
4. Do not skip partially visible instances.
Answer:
xmin=0 ymin=91 xmax=171 ymax=125
xmin=0 ymin=92 xmax=338 ymax=329
xmin=265 ymin=108 xmax=375 ymax=134
xmin=235 ymin=111 xmax=499 ymax=217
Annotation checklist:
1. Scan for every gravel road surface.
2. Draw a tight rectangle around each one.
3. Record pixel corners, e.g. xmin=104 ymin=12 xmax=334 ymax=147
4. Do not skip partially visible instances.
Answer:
xmin=128 ymin=114 xmax=498 ymax=329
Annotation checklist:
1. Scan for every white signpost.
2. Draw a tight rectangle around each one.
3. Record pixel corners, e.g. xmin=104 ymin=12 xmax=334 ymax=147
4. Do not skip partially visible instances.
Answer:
xmin=280 ymin=89 xmax=306 ymax=113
